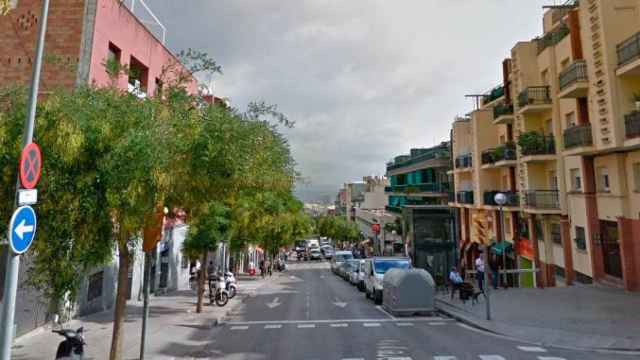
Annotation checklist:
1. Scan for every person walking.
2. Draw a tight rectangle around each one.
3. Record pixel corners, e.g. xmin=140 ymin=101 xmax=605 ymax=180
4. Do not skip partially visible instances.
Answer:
xmin=475 ymin=253 xmax=485 ymax=293
xmin=448 ymin=266 xmax=464 ymax=300
xmin=260 ymin=259 xmax=265 ymax=278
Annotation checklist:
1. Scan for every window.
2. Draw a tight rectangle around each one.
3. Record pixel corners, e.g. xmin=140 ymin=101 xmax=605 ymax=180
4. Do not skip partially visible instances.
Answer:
xmin=545 ymin=119 xmax=553 ymax=135
xmin=634 ymin=163 xmax=640 ymax=192
xmin=598 ymin=167 xmax=610 ymax=192
xmin=570 ymin=168 xmax=582 ymax=191
xmin=549 ymin=170 xmax=558 ymax=190
xmin=128 ymin=56 xmax=149 ymax=96
xmin=87 ymin=271 xmax=104 ymax=302
xmin=551 ymin=223 xmax=562 ymax=245
xmin=107 ymin=42 xmax=121 ymax=63
xmin=541 ymin=69 xmax=549 ymax=86
xmin=575 ymin=226 xmax=586 ymax=250
xmin=565 ymin=112 xmax=576 ymax=128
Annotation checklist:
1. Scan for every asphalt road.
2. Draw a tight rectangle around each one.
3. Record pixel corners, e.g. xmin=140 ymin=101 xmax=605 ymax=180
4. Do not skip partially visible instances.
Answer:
xmin=203 ymin=261 xmax=636 ymax=360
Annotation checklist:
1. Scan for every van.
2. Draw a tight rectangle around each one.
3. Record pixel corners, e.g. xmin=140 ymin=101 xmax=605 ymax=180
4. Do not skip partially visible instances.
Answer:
xmin=364 ymin=257 xmax=411 ymax=304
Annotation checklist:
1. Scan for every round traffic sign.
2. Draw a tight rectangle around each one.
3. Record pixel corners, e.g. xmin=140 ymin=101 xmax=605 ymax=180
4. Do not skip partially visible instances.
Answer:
xmin=19 ymin=142 xmax=42 ymax=189
xmin=8 ymin=205 xmax=37 ymax=254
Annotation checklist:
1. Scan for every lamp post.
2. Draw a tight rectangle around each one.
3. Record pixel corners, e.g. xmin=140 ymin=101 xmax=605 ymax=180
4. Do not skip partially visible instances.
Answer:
xmin=494 ymin=192 xmax=508 ymax=289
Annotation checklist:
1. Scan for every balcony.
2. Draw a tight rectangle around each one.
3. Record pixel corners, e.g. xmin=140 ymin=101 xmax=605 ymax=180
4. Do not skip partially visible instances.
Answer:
xmin=482 ymin=85 xmax=505 ymax=107
xmin=558 ymin=60 xmax=588 ymax=98
xmin=448 ymin=192 xmax=456 ymax=203
xmin=524 ymin=190 xmax=560 ymax=212
xmin=518 ymin=86 xmax=552 ymax=115
xmin=385 ymin=205 xmax=402 ymax=213
xmin=518 ymin=132 xmax=556 ymax=162
xmin=456 ymin=191 xmax=474 ymax=205
xmin=483 ymin=191 xmax=520 ymax=207
xmin=385 ymin=183 xmax=450 ymax=194
xmin=537 ymin=23 xmax=570 ymax=54
xmin=625 ymin=111 xmax=640 ymax=139
xmin=616 ymin=31 xmax=640 ymax=77
xmin=481 ymin=143 xmax=517 ymax=168
xmin=455 ymin=154 xmax=473 ymax=169
xmin=493 ymin=103 xmax=514 ymax=125
xmin=563 ymin=124 xmax=593 ymax=150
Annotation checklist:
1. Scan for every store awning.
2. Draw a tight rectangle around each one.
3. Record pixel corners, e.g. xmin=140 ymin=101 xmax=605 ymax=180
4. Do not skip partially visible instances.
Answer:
xmin=491 ymin=241 xmax=513 ymax=256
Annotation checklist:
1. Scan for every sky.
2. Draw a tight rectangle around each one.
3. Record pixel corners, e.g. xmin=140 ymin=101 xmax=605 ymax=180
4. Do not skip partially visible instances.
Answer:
xmin=146 ymin=0 xmax=553 ymax=202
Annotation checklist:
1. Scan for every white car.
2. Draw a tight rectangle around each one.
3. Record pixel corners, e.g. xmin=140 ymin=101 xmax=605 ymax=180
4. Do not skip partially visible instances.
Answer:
xmin=364 ymin=257 xmax=411 ymax=304
xmin=309 ymin=248 xmax=322 ymax=260
xmin=331 ymin=251 xmax=354 ymax=274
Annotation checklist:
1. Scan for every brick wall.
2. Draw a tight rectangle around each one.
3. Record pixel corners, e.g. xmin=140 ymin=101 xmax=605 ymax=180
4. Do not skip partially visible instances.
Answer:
xmin=0 ymin=0 xmax=86 ymax=91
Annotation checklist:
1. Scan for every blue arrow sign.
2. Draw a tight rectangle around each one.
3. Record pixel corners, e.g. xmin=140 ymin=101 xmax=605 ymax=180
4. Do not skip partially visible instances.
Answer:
xmin=8 ymin=205 xmax=37 ymax=254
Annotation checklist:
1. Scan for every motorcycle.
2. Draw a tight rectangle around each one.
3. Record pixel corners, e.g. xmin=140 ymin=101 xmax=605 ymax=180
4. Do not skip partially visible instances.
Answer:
xmin=208 ymin=272 xmax=229 ymax=307
xmin=224 ymin=271 xmax=237 ymax=299
xmin=53 ymin=326 xmax=85 ymax=359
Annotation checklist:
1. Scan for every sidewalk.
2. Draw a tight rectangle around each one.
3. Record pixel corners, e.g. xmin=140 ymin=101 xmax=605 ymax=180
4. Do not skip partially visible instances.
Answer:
xmin=12 ymin=274 xmax=272 ymax=359
xmin=435 ymin=284 xmax=640 ymax=352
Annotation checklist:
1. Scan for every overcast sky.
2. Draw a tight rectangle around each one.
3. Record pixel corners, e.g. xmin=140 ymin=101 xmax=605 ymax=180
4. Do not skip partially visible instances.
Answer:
xmin=148 ymin=0 xmax=553 ymax=201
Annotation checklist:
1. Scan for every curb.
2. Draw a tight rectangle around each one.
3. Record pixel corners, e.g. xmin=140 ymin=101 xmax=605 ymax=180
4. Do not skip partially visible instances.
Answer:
xmin=435 ymin=299 xmax=640 ymax=354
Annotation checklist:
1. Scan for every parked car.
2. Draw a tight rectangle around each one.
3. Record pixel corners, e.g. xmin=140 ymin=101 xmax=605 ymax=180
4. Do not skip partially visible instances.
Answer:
xmin=349 ymin=260 xmax=364 ymax=286
xmin=343 ymin=259 xmax=359 ymax=281
xmin=309 ymin=248 xmax=322 ymax=260
xmin=331 ymin=251 xmax=354 ymax=274
xmin=364 ymin=257 xmax=412 ymax=304
xmin=356 ymin=260 xmax=367 ymax=291
xmin=321 ymin=245 xmax=334 ymax=259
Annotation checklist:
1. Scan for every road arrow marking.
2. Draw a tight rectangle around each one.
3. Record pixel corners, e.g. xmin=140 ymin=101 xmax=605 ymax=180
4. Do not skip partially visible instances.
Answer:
xmin=332 ymin=298 xmax=347 ymax=308
xmin=14 ymin=219 xmax=34 ymax=240
xmin=266 ymin=297 xmax=281 ymax=309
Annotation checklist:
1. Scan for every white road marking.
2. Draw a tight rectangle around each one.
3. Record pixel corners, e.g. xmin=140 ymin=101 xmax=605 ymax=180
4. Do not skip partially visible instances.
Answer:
xmin=363 ymin=322 xmax=381 ymax=327
xmin=330 ymin=323 xmax=349 ymax=327
xmin=428 ymin=322 xmax=447 ymax=326
xmin=518 ymin=346 xmax=547 ymax=353
xmin=297 ymin=324 xmax=315 ymax=328
xmin=434 ymin=356 xmax=457 ymax=360
xmin=230 ymin=326 xmax=249 ymax=330
xmin=537 ymin=357 xmax=567 ymax=360
xmin=264 ymin=324 xmax=282 ymax=329
xmin=226 ymin=318 xmax=444 ymax=325
xmin=376 ymin=305 xmax=397 ymax=320
xmin=341 ymin=358 xmax=364 ymax=360
xmin=479 ymin=356 xmax=506 ymax=360
xmin=396 ymin=323 xmax=414 ymax=327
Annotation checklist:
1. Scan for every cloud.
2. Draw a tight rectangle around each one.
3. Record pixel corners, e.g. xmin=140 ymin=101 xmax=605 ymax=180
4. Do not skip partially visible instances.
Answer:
xmin=148 ymin=0 xmax=549 ymax=199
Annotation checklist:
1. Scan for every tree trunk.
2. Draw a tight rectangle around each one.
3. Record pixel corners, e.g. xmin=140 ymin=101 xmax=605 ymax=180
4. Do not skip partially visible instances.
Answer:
xmin=196 ymin=253 xmax=207 ymax=313
xmin=109 ymin=240 xmax=130 ymax=360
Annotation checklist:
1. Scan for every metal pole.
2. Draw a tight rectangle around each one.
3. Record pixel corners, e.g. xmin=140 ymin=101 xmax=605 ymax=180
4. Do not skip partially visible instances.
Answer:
xmin=500 ymin=207 xmax=507 ymax=288
xmin=0 ymin=1 xmax=49 ymax=357
xmin=140 ymin=250 xmax=152 ymax=359
xmin=483 ymin=246 xmax=491 ymax=321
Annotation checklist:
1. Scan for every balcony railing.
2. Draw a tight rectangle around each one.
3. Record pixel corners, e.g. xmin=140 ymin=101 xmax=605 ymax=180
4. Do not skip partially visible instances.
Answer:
xmin=456 ymin=191 xmax=474 ymax=205
xmin=385 ymin=205 xmax=402 ymax=213
xmin=481 ymin=143 xmax=516 ymax=164
xmin=493 ymin=103 xmax=514 ymax=119
xmin=385 ymin=183 xmax=450 ymax=193
xmin=484 ymin=191 xmax=520 ymax=207
xmin=455 ymin=153 xmax=473 ymax=169
xmin=617 ymin=31 xmax=640 ymax=67
xmin=524 ymin=190 xmax=560 ymax=210
xmin=625 ymin=111 xmax=640 ymax=139
xmin=481 ymin=149 xmax=496 ymax=165
xmin=537 ymin=23 xmax=570 ymax=54
xmin=563 ymin=124 xmax=593 ymax=149
xmin=518 ymin=86 xmax=551 ymax=108
xmin=518 ymin=132 xmax=556 ymax=156
xmin=559 ymin=60 xmax=588 ymax=90
xmin=386 ymin=149 xmax=450 ymax=171
xmin=482 ymin=85 xmax=505 ymax=105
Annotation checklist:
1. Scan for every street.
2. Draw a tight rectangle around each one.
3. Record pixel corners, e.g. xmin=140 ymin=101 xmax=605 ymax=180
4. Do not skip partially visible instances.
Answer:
xmin=200 ymin=262 xmax=634 ymax=360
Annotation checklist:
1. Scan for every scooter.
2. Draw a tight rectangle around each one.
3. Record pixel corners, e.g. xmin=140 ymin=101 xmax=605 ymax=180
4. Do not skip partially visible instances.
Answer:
xmin=209 ymin=273 xmax=229 ymax=307
xmin=224 ymin=271 xmax=237 ymax=299
xmin=53 ymin=326 xmax=85 ymax=359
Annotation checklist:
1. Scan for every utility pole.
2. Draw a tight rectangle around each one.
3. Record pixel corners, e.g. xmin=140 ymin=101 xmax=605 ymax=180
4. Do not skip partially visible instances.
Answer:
xmin=0 ymin=0 xmax=50 ymax=358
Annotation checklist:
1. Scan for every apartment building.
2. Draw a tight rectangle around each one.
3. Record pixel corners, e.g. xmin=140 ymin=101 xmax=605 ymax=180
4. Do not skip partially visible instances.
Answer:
xmin=353 ymin=176 xmax=400 ymax=255
xmin=449 ymin=0 xmax=640 ymax=292
xmin=385 ymin=142 xmax=455 ymax=283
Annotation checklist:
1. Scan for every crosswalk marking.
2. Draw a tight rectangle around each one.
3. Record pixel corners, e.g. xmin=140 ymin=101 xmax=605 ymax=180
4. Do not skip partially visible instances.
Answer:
xmin=363 ymin=322 xmax=381 ymax=327
xmin=264 ymin=324 xmax=282 ymax=329
xmin=433 ymin=356 xmax=457 ymax=360
xmin=331 ymin=323 xmax=349 ymax=327
xmin=428 ymin=322 xmax=447 ymax=326
xmin=230 ymin=326 xmax=248 ymax=330
xmin=537 ymin=357 xmax=566 ymax=360
xmin=341 ymin=358 xmax=364 ymax=360
xmin=478 ymin=356 xmax=506 ymax=360
xmin=517 ymin=346 xmax=547 ymax=353
xmin=396 ymin=323 xmax=414 ymax=327
xmin=297 ymin=324 xmax=315 ymax=328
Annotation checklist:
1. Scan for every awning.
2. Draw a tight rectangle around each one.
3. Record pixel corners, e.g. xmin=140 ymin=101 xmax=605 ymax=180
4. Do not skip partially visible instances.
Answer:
xmin=491 ymin=241 xmax=513 ymax=256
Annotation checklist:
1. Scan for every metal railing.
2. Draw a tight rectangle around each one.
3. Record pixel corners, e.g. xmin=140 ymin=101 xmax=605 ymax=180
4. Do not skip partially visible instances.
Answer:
xmin=482 ymin=85 xmax=505 ymax=105
xmin=456 ymin=191 xmax=474 ymax=204
xmin=625 ymin=111 xmax=640 ymax=139
xmin=124 ymin=0 xmax=167 ymax=44
xmin=493 ymin=103 xmax=514 ymax=119
xmin=455 ymin=153 xmax=473 ymax=169
xmin=519 ymin=132 xmax=556 ymax=156
xmin=537 ymin=23 xmax=570 ymax=54
xmin=524 ymin=190 xmax=560 ymax=210
xmin=385 ymin=205 xmax=402 ymax=213
xmin=386 ymin=149 xmax=450 ymax=171
xmin=617 ymin=31 xmax=640 ymax=67
xmin=518 ymin=86 xmax=551 ymax=108
xmin=559 ymin=60 xmax=588 ymax=90
xmin=385 ymin=183 xmax=450 ymax=193
xmin=484 ymin=191 xmax=520 ymax=207
xmin=481 ymin=143 xmax=516 ymax=164
xmin=563 ymin=124 xmax=593 ymax=149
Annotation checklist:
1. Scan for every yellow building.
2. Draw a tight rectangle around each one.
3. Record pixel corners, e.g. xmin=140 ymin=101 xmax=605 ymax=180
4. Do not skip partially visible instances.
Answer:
xmin=450 ymin=0 xmax=640 ymax=291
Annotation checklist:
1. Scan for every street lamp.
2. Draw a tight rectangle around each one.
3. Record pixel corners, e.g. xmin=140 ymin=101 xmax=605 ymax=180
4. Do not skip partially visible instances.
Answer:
xmin=494 ymin=192 xmax=508 ymax=289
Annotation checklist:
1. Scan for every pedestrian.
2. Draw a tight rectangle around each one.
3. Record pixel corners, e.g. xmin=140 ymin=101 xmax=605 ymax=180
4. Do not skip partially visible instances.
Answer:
xmin=475 ymin=253 xmax=485 ymax=292
xmin=489 ymin=253 xmax=499 ymax=290
xmin=266 ymin=259 xmax=272 ymax=277
xmin=260 ymin=259 xmax=265 ymax=278
xmin=448 ymin=266 xmax=464 ymax=300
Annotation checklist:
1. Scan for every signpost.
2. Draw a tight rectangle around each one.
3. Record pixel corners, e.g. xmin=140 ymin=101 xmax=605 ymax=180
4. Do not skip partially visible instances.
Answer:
xmin=19 ymin=142 xmax=42 ymax=189
xmin=8 ymin=206 xmax=37 ymax=254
